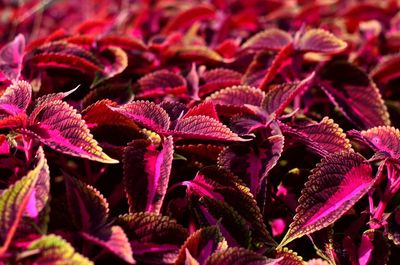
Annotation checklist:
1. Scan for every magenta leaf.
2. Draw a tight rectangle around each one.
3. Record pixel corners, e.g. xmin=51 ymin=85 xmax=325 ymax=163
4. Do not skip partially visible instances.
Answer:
xmin=358 ymin=230 xmax=389 ymax=265
xmin=241 ymin=28 xmax=293 ymax=51
xmin=175 ymin=226 xmax=226 ymax=265
xmin=279 ymin=117 xmax=353 ymax=157
xmin=0 ymin=80 xmax=32 ymax=116
xmin=262 ymin=72 xmax=315 ymax=117
xmin=28 ymin=99 xmax=118 ymax=163
xmin=25 ymin=234 xmax=93 ymax=265
xmin=0 ymin=147 xmax=47 ymax=256
xmin=109 ymin=100 xmax=171 ymax=133
xmin=204 ymin=247 xmax=278 ymax=265
xmin=218 ymin=122 xmax=284 ymax=195
xmin=279 ymin=152 xmax=374 ymax=247
xmin=318 ymin=60 xmax=390 ymax=129
xmin=359 ymin=126 xmax=400 ymax=160
xmin=123 ymin=136 xmax=174 ymax=213
xmin=81 ymin=226 xmax=135 ymax=264
xmin=173 ymin=115 xmax=248 ymax=141
xmin=295 ymin=29 xmax=347 ymax=54
xmin=0 ymin=34 xmax=25 ymax=81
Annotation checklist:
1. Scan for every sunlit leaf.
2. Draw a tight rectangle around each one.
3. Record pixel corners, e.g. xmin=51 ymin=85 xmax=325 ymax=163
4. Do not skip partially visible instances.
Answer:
xmin=296 ymin=29 xmax=347 ymax=54
xmin=279 ymin=152 xmax=373 ymax=247
xmin=28 ymin=99 xmax=118 ymax=163
xmin=241 ymin=28 xmax=293 ymax=51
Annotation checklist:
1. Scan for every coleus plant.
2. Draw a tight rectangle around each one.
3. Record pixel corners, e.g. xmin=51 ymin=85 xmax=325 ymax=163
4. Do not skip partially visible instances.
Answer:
xmin=2 ymin=0 xmax=400 ymax=264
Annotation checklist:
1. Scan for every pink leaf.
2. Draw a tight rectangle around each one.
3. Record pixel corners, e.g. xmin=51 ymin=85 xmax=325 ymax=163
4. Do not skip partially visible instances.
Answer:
xmin=241 ymin=28 xmax=293 ymax=51
xmin=279 ymin=152 xmax=374 ymax=247
xmin=0 ymin=80 xmax=32 ymax=116
xmin=0 ymin=34 xmax=25 ymax=81
xmin=296 ymin=29 xmax=347 ymax=54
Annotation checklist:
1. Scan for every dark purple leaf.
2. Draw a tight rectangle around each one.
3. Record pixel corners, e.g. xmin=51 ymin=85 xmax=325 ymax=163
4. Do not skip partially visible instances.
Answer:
xmin=204 ymin=247 xmax=278 ymax=265
xmin=318 ymin=60 xmax=390 ymax=129
xmin=123 ymin=136 xmax=174 ymax=213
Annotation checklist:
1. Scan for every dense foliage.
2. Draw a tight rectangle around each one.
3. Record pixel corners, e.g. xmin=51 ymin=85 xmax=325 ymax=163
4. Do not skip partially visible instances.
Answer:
xmin=1 ymin=0 xmax=400 ymax=264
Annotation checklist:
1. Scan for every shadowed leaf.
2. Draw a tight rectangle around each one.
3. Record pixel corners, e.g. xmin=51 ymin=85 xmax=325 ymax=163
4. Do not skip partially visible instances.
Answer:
xmin=318 ymin=61 xmax=390 ymax=129
xmin=204 ymin=247 xmax=278 ymax=265
xmin=0 ymin=34 xmax=25 ymax=81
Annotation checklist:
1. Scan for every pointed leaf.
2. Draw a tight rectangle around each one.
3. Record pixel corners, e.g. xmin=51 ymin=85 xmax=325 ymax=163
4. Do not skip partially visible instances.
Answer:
xmin=242 ymin=28 xmax=293 ymax=51
xmin=174 ymin=115 xmax=247 ymax=141
xmin=370 ymin=53 xmax=400 ymax=84
xmin=29 ymin=99 xmax=118 ymax=163
xmin=262 ymin=73 xmax=315 ymax=117
xmin=123 ymin=136 xmax=174 ymax=213
xmin=279 ymin=152 xmax=373 ymax=247
xmin=168 ymin=46 xmax=225 ymax=64
xmin=204 ymin=247 xmax=278 ymax=265
xmin=0 ymin=148 xmax=46 ymax=255
xmin=0 ymin=80 xmax=32 ymax=116
xmin=0 ymin=34 xmax=25 ymax=81
xmin=279 ymin=117 xmax=353 ymax=157
xmin=358 ymin=230 xmax=389 ymax=265
xmin=198 ymin=196 xmax=252 ymax=248
xmin=81 ymin=226 xmax=135 ymax=264
xmin=175 ymin=226 xmax=226 ymax=265
xmin=318 ymin=61 xmax=390 ymax=129
xmin=218 ymin=122 xmax=284 ymax=195
xmin=296 ymin=29 xmax=347 ymax=54
xmin=64 ymin=175 xmax=109 ymax=233
xmin=25 ymin=234 xmax=93 ymax=265
xmin=92 ymin=47 xmax=128 ymax=87
xmin=109 ymin=101 xmax=171 ymax=133
xmin=199 ymin=68 xmax=241 ymax=97
xmin=183 ymin=101 xmax=219 ymax=120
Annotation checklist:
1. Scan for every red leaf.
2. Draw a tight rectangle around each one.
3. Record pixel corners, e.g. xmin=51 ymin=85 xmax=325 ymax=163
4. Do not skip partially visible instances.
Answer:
xmin=296 ymin=29 xmax=348 ymax=54
xmin=241 ymin=28 xmax=293 ymax=51
xmin=183 ymin=101 xmax=219 ymax=120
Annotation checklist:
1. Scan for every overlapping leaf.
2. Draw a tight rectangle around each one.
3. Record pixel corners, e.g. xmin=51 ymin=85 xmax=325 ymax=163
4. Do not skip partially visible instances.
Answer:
xmin=0 ymin=80 xmax=32 ymax=116
xmin=318 ymin=60 xmax=390 ymax=129
xmin=175 ymin=226 xmax=226 ymax=265
xmin=204 ymin=247 xmax=278 ymax=265
xmin=28 ymin=99 xmax=118 ymax=163
xmin=279 ymin=117 xmax=353 ymax=157
xmin=358 ymin=230 xmax=390 ymax=265
xmin=0 ymin=147 xmax=47 ymax=255
xmin=0 ymin=34 xmax=25 ymax=81
xmin=109 ymin=101 xmax=171 ymax=133
xmin=173 ymin=115 xmax=247 ymax=141
xmin=295 ymin=29 xmax=347 ymax=54
xmin=25 ymin=234 xmax=93 ymax=265
xmin=137 ymin=70 xmax=187 ymax=98
xmin=358 ymin=126 xmax=400 ymax=159
xmin=279 ymin=152 xmax=373 ymax=247
xmin=206 ymin=85 xmax=265 ymax=107
xmin=123 ymin=136 xmax=174 ymax=213
xmin=241 ymin=28 xmax=293 ymax=51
